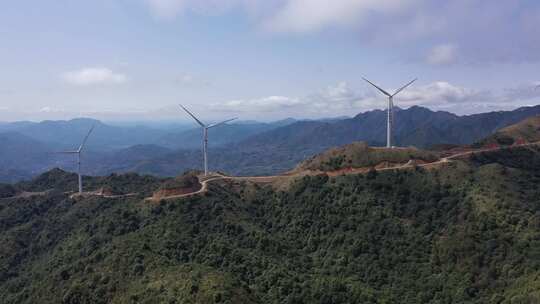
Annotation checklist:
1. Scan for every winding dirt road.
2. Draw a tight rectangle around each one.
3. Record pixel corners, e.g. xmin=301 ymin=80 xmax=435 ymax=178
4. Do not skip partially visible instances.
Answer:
xmin=3 ymin=142 xmax=537 ymax=203
xmin=150 ymin=141 xmax=540 ymax=201
xmin=144 ymin=176 xmax=224 ymax=202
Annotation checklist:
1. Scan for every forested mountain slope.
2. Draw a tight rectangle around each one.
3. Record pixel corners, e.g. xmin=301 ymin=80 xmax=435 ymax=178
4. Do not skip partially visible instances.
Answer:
xmin=478 ymin=115 xmax=540 ymax=146
xmin=237 ymin=105 xmax=540 ymax=151
xmin=1 ymin=144 xmax=540 ymax=303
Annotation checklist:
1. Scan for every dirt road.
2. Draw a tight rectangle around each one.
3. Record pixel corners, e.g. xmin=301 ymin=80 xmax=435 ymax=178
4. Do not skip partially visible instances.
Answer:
xmin=4 ymin=141 xmax=537 ymax=202
xmin=151 ymin=141 xmax=540 ymax=201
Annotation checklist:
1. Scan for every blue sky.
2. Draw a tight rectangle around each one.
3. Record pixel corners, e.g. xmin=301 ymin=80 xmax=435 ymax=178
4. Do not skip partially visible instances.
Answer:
xmin=0 ymin=0 xmax=539 ymax=122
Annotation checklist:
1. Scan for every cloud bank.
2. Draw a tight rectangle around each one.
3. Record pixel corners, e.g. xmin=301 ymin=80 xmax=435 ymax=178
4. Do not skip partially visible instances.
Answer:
xmin=426 ymin=44 xmax=458 ymax=66
xmin=63 ymin=67 xmax=127 ymax=86
xmin=213 ymin=81 xmax=540 ymax=118
xmin=2 ymin=81 xmax=538 ymax=121
xmin=144 ymin=0 xmax=540 ymax=64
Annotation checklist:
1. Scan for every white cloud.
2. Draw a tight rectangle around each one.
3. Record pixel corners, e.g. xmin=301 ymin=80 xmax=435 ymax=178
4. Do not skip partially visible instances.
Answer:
xmin=260 ymin=1 xmax=540 ymax=63
xmin=145 ymin=0 xmax=187 ymax=20
xmin=144 ymin=0 xmax=418 ymax=30
xmin=62 ymin=67 xmax=127 ymax=86
xmin=426 ymin=44 xmax=458 ymax=65
xmin=39 ymin=106 xmax=66 ymax=113
xmin=143 ymin=1 xmax=540 ymax=64
xmin=324 ymin=82 xmax=357 ymax=103
xmin=215 ymin=82 xmax=368 ymax=115
xmin=264 ymin=0 xmax=417 ymax=33
xmin=501 ymin=82 xmax=540 ymax=103
xmin=145 ymin=0 xmax=261 ymax=19
xmin=212 ymin=80 xmax=540 ymax=118
xmin=180 ymin=74 xmax=194 ymax=83
xmin=307 ymin=82 xmax=370 ymax=110
xmin=395 ymin=81 xmax=540 ymax=113
xmin=217 ymin=96 xmax=302 ymax=112
xmin=177 ymin=74 xmax=211 ymax=87
xmin=397 ymin=82 xmax=485 ymax=107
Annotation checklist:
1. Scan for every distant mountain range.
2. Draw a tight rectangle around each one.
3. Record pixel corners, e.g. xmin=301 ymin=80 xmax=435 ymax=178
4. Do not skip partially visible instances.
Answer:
xmin=0 ymin=117 xmax=298 ymax=181
xmin=1 ymin=105 xmax=540 ymax=181
xmin=238 ymin=105 xmax=540 ymax=151
xmin=91 ymin=104 xmax=540 ymax=177
xmin=0 ymin=118 xmax=297 ymax=151
xmin=0 ymin=132 xmax=57 ymax=182
xmin=0 ymin=119 xmax=164 ymax=151
xmin=3 ymin=127 xmax=540 ymax=303
xmin=156 ymin=119 xmax=297 ymax=149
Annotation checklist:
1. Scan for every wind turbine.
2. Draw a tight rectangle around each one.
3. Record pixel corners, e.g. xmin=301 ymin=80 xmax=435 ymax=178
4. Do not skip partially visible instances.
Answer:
xmin=362 ymin=77 xmax=417 ymax=148
xmin=58 ymin=125 xmax=95 ymax=194
xmin=179 ymin=105 xmax=237 ymax=176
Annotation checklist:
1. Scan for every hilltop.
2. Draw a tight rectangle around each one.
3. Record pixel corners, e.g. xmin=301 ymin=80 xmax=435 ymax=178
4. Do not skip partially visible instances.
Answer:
xmin=478 ymin=115 xmax=540 ymax=146
xmin=294 ymin=141 xmax=440 ymax=172
xmin=12 ymin=168 xmax=167 ymax=198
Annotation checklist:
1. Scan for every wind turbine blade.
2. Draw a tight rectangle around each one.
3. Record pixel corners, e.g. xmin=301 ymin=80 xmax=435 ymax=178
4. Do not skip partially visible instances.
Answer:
xmin=207 ymin=117 xmax=238 ymax=129
xmin=392 ymin=78 xmax=417 ymax=97
xmin=78 ymin=125 xmax=95 ymax=152
xmin=362 ymin=77 xmax=392 ymax=97
xmin=56 ymin=151 xmax=79 ymax=154
xmin=179 ymin=104 xmax=205 ymax=127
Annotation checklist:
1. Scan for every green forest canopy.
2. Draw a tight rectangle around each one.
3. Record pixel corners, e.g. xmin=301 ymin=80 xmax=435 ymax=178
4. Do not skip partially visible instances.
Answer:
xmin=1 ymin=146 xmax=540 ymax=303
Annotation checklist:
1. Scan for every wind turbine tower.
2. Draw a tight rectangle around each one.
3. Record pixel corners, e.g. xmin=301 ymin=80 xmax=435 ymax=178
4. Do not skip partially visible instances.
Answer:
xmin=179 ymin=105 xmax=237 ymax=176
xmin=59 ymin=125 xmax=95 ymax=194
xmin=362 ymin=77 xmax=417 ymax=148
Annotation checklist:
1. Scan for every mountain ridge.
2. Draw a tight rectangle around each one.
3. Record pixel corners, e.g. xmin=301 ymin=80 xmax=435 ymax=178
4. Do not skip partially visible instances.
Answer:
xmin=2 ymin=104 xmax=540 ymax=182
xmin=478 ymin=115 xmax=540 ymax=145
xmin=1 ymin=138 xmax=540 ymax=303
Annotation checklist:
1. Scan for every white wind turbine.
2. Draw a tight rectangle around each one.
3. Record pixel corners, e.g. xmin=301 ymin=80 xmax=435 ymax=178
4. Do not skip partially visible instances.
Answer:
xmin=58 ymin=125 xmax=95 ymax=194
xmin=362 ymin=77 xmax=417 ymax=148
xmin=179 ymin=105 xmax=237 ymax=176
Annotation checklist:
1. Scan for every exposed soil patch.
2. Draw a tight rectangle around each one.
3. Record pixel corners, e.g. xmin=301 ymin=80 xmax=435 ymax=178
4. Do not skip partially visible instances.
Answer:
xmin=151 ymin=184 xmax=202 ymax=201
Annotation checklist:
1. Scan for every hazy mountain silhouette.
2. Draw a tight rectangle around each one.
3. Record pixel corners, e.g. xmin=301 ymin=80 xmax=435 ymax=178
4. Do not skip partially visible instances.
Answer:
xmin=2 ymin=105 xmax=540 ymax=181
xmin=121 ymin=105 xmax=540 ymax=176
xmin=157 ymin=119 xmax=296 ymax=149
xmin=239 ymin=105 xmax=540 ymax=152
xmin=0 ymin=118 xmax=296 ymax=152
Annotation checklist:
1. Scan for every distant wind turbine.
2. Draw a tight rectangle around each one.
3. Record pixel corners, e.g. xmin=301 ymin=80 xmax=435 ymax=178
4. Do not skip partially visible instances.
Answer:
xmin=362 ymin=77 xmax=417 ymax=148
xmin=58 ymin=125 xmax=95 ymax=194
xmin=179 ymin=105 xmax=237 ymax=176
